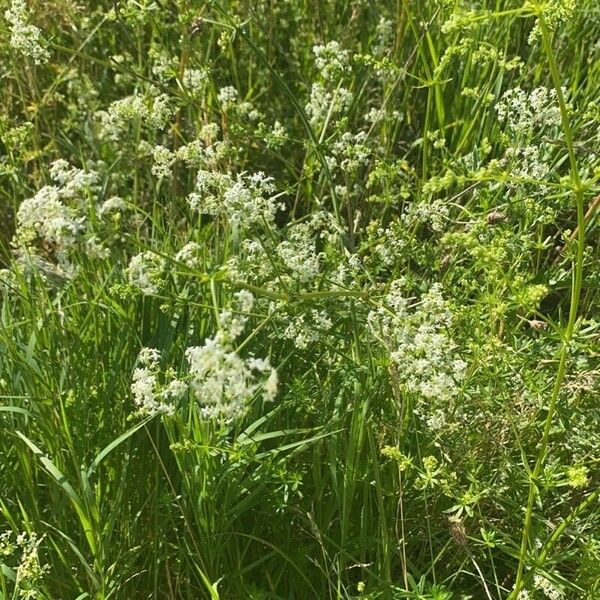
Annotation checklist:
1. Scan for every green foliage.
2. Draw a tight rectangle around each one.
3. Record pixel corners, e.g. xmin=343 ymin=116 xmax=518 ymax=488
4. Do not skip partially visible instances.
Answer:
xmin=0 ymin=0 xmax=599 ymax=598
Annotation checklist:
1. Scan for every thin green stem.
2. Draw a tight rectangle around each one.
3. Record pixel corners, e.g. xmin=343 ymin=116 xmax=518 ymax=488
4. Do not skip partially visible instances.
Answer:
xmin=511 ymin=13 xmax=586 ymax=597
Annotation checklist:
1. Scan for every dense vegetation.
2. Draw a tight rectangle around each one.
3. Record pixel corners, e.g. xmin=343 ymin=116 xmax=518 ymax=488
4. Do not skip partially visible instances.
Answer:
xmin=1 ymin=0 xmax=599 ymax=598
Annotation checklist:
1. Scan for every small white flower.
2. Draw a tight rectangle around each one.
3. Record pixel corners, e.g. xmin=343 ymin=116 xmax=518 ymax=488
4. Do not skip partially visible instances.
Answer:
xmin=533 ymin=574 xmax=564 ymax=599
xmin=496 ymin=87 xmax=563 ymax=138
xmin=126 ymin=251 xmax=166 ymax=295
xmin=138 ymin=347 xmax=161 ymax=367
xmin=175 ymin=242 xmax=202 ymax=269
xmin=305 ymin=82 xmax=352 ymax=126
xmin=130 ymin=348 xmax=178 ymax=417
xmin=368 ymin=282 xmax=465 ymax=422
xmin=275 ymin=223 xmax=320 ymax=283
xmin=99 ymin=196 xmax=128 ymax=216
xmin=187 ymin=170 xmax=283 ymax=230
xmin=313 ymin=41 xmax=350 ymax=81
xmin=184 ymin=292 xmax=277 ymax=422
xmin=4 ymin=0 xmax=49 ymax=64
xmin=151 ymin=145 xmax=175 ymax=179
xmin=15 ymin=186 xmax=85 ymax=249
xmin=218 ymin=85 xmax=239 ymax=107
xmin=182 ymin=68 xmax=209 ymax=92
xmin=263 ymin=368 xmax=278 ymax=402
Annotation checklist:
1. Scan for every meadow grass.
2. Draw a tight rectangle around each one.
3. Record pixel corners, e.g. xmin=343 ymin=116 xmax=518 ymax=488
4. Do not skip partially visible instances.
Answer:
xmin=0 ymin=0 xmax=599 ymax=598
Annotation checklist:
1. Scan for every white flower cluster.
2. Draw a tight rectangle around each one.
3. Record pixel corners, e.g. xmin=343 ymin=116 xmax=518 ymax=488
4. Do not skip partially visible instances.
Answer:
xmin=15 ymin=186 xmax=83 ymax=249
xmin=275 ymin=222 xmax=321 ymax=283
xmin=402 ymin=199 xmax=449 ymax=233
xmin=368 ymin=281 xmax=466 ymax=421
xmin=374 ymin=221 xmax=407 ymax=267
xmin=282 ymin=309 xmax=333 ymax=349
xmin=149 ymin=126 xmax=232 ymax=182
xmin=175 ymin=241 xmax=202 ymax=269
xmin=313 ymin=41 xmax=350 ymax=81
xmin=48 ymin=159 xmax=99 ymax=201
xmin=99 ymin=196 xmax=128 ymax=217
xmin=217 ymin=85 xmax=239 ymax=107
xmin=182 ymin=67 xmax=208 ymax=91
xmin=99 ymin=94 xmax=145 ymax=138
xmin=131 ymin=348 xmax=184 ymax=417
xmin=126 ymin=251 xmax=166 ymax=295
xmin=217 ymin=289 xmax=255 ymax=340
xmin=0 ymin=530 xmax=50 ymax=598
xmin=129 ymin=294 xmax=276 ymax=423
xmin=494 ymin=87 xmax=566 ymax=191
xmin=216 ymin=86 xmax=261 ymax=120
xmin=176 ymin=127 xmax=229 ymax=168
xmin=364 ymin=106 xmax=387 ymax=125
xmin=0 ymin=267 xmax=17 ymax=291
xmin=188 ymin=170 xmax=283 ymax=229
xmin=496 ymin=87 xmax=563 ymax=138
xmin=185 ymin=291 xmax=277 ymax=422
xmin=4 ymin=0 xmax=49 ymax=64
xmin=532 ymin=575 xmax=564 ymax=600
xmin=226 ymin=238 xmax=273 ymax=284
xmin=327 ymin=131 xmax=371 ymax=173
xmin=122 ymin=0 xmax=160 ymax=24
xmin=528 ymin=0 xmax=575 ymax=44
xmin=151 ymin=145 xmax=175 ymax=179
xmin=305 ymin=82 xmax=352 ymax=127
xmin=505 ymin=145 xmax=551 ymax=182
xmin=226 ymin=213 xmax=336 ymax=290
xmin=99 ymin=92 xmax=174 ymax=139
xmin=85 ymin=235 xmax=110 ymax=260
xmin=13 ymin=250 xmax=78 ymax=284
xmin=306 ymin=40 xmax=353 ymax=127
xmin=146 ymin=93 xmax=173 ymax=129
xmin=14 ymin=160 xmax=99 ymax=259
xmin=331 ymin=253 xmax=362 ymax=287
xmin=374 ymin=17 xmax=394 ymax=55
xmin=149 ymin=48 xmax=176 ymax=81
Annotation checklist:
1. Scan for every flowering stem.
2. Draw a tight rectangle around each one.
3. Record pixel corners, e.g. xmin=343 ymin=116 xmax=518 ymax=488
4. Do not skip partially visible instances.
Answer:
xmin=510 ymin=13 xmax=586 ymax=598
xmin=209 ymin=1 xmax=343 ymax=227
xmin=235 ymin=281 xmax=371 ymax=304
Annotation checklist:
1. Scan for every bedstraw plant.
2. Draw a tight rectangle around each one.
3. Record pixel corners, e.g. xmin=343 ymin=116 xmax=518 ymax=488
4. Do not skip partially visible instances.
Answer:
xmin=0 ymin=0 xmax=599 ymax=598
